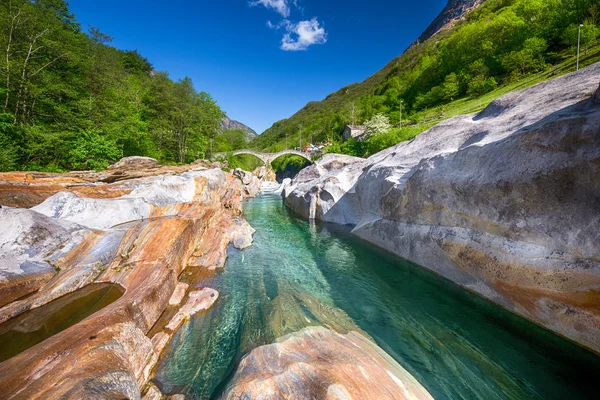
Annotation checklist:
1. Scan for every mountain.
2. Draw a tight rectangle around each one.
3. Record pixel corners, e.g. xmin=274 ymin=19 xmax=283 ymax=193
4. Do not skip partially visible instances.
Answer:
xmin=249 ymin=0 xmax=481 ymax=152
xmin=221 ymin=116 xmax=258 ymax=142
xmin=414 ymin=0 xmax=483 ymax=44
xmin=250 ymin=0 xmax=594 ymax=154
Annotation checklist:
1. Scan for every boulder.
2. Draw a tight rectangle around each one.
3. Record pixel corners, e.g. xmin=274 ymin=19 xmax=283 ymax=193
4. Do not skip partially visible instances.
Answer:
xmin=252 ymin=166 xmax=276 ymax=182
xmin=109 ymin=156 xmax=161 ymax=170
xmin=221 ymin=326 xmax=433 ymax=400
xmin=284 ymin=154 xmax=364 ymax=222
xmin=165 ymin=288 xmax=219 ymax=332
xmin=0 ymin=208 xmax=89 ymax=307
xmin=31 ymin=169 xmax=229 ymax=229
xmin=233 ymin=168 xmax=261 ymax=197
xmin=282 ymin=62 xmax=600 ymax=353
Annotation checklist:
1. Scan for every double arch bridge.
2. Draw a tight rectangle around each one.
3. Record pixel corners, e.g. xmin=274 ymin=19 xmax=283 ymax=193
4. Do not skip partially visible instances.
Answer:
xmin=212 ymin=149 xmax=313 ymax=166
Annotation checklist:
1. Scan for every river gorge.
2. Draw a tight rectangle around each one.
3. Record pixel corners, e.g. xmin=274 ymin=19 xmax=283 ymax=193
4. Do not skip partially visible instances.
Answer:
xmin=154 ymin=192 xmax=600 ymax=399
xmin=0 ymin=64 xmax=599 ymax=399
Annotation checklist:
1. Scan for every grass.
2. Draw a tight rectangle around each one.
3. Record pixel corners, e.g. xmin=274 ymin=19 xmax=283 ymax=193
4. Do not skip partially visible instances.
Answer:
xmin=407 ymin=42 xmax=600 ymax=130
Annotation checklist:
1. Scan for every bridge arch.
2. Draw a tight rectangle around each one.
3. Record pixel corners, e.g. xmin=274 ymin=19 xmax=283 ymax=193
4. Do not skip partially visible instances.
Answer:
xmin=213 ymin=149 xmax=313 ymax=166
xmin=229 ymin=150 xmax=270 ymax=165
xmin=265 ymin=150 xmax=312 ymax=165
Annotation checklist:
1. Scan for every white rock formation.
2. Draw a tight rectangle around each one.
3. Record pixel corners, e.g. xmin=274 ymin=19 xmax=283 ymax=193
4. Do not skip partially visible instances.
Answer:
xmin=32 ymin=169 xmax=228 ymax=230
xmin=283 ymin=62 xmax=600 ymax=353
xmin=0 ymin=208 xmax=89 ymax=307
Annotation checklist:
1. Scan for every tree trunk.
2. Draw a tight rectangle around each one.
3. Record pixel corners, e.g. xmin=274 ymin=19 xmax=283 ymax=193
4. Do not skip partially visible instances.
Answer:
xmin=14 ymin=30 xmax=47 ymax=123
xmin=3 ymin=5 xmax=22 ymax=113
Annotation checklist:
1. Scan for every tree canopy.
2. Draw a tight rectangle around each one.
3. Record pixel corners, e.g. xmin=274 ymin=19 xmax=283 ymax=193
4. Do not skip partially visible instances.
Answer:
xmin=0 ymin=0 xmax=225 ymax=171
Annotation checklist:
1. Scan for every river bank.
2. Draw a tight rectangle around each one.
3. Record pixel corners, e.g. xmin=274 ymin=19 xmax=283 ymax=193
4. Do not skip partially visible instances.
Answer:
xmin=281 ymin=62 xmax=600 ymax=355
xmin=154 ymin=192 xmax=600 ymax=399
xmin=0 ymin=158 xmax=263 ymax=398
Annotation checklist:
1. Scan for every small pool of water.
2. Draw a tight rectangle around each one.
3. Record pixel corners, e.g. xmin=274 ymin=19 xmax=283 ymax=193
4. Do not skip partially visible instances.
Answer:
xmin=0 ymin=283 xmax=124 ymax=362
xmin=154 ymin=194 xmax=600 ymax=399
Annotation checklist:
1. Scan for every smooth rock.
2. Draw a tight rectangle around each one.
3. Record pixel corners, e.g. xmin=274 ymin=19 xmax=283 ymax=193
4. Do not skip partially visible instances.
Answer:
xmin=142 ymin=384 xmax=164 ymax=400
xmin=221 ymin=326 xmax=433 ymax=400
xmin=0 ymin=163 xmax=250 ymax=398
xmin=165 ymin=288 xmax=219 ymax=331
xmin=282 ymin=63 xmax=600 ymax=353
xmin=168 ymin=282 xmax=189 ymax=306
xmin=109 ymin=156 xmax=160 ymax=170
xmin=0 ymin=208 xmax=89 ymax=307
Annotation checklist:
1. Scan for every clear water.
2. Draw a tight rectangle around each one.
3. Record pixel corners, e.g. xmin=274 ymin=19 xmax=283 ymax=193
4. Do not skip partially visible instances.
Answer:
xmin=0 ymin=283 xmax=123 ymax=362
xmin=154 ymin=193 xmax=600 ymax=399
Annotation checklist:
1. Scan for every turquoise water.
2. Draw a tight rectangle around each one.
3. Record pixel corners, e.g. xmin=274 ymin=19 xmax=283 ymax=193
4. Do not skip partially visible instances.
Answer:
xmin=154 ymin=193 xmax=600 ymax=399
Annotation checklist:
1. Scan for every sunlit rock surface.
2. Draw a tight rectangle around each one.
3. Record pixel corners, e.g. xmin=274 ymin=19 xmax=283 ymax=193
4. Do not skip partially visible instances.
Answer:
xmin=0 ymin=159 xmax=256 ymax=399
xmin=283 ymin=63 xmax=600 ymax=353
xmin=221 ymin=326 xmax=433 ymax=400
xmin=0 ymin=208 xmax=89 ymax=307
xmin=284 ymin=154 xmax=364 ymax=222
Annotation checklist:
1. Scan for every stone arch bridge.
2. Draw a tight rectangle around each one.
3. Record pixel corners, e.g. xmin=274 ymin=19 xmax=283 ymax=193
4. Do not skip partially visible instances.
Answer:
xmin=212 ymin=149 xmax=313 ymax=165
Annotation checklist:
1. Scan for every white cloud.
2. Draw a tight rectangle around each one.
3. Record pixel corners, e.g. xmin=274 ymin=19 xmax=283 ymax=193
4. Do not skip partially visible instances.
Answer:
xmin=251 ymin=0 xmax=290 ymax=18
xmin=281 ymin=18 xmax=327 ymax=51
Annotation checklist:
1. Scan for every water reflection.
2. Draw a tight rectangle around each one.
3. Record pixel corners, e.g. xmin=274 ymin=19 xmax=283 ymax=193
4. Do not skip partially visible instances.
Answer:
xmin=0 ymin=283 xmax=124 ymax=363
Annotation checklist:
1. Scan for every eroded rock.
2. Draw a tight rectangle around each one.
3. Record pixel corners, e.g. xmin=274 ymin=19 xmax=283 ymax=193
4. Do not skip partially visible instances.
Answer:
xmin=283 ymin=62 xmax=600 ymax=353
xmin=0 ymin=208 xmax=89 ymax=307
xmin=0 ymin=162 xmax=254 ymax=399
xmin=165 ymin=288 xmax=219 ymax=332
xmin=221 ymin=326 xmax=433 ymax=400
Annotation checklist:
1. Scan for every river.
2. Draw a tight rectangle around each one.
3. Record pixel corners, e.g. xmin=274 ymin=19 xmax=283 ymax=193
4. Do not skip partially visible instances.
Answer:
xmin=154 ymin=192 xmax=600 ymax=399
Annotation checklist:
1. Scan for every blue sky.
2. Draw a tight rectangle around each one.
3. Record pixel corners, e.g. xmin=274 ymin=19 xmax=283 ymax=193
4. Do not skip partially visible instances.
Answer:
xmin=69 ymin=0 xmax=447 ymax=133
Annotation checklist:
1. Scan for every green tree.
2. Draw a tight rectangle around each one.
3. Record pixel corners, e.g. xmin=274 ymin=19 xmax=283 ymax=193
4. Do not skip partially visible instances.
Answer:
xmin=66 ymin=130 xmax=121 ymax=170
xmin=562 ymin=23 xmax=600 ymax=55
xmin=442 ymin=73 xmax=460 ymax=101
xmin=502 ymin=37 xmax=548 ymax=75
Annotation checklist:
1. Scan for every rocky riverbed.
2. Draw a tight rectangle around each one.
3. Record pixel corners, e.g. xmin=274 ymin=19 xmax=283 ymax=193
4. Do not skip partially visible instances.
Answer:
xmin=281 ymin=62 xmax=600 ymax=354
xmin=0 ymin=158 xmax=435 ymax=399
xmin=0 ymin=159 xmax=264 ymax=399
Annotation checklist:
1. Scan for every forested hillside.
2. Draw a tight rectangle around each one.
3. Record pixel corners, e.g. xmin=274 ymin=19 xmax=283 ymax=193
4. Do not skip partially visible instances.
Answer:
xmin=0 ymin=0 xmax=245 ymax=172
xmin=251 ymin=0 xmax=600 ymax=156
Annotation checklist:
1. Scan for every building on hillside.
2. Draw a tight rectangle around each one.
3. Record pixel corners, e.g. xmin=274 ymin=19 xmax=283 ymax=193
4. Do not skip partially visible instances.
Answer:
xmin=342 ymin=125 xmax=366 ymax=142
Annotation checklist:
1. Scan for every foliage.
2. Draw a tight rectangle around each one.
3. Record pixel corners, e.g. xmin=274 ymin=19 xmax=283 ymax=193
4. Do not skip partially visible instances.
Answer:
xmin=0 ymin=0 xmax=225 ymax=170
xmin=66 ymin=130 xmax=121 ymax=170
xmin=221 ymin=129 xmax=248 ymax=151
xmin=270 ymin=154 xmax=310 ymax=180
xmin=0 ymin=114 xmax=17 ymax=171
xmin=501 ymin=37 xmax=548 ymax=76
xmin=226 ymin=153 xmax=264 ymax=172
xmin=325 ymin=138 xmax=364 ymax=157
xmin=363 ymin=113 xmax=391 ymax=137
xmin=253 ymin=0 xmax=600 ymax=157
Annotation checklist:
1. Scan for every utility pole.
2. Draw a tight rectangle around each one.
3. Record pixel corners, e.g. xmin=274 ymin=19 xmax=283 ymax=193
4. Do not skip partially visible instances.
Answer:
xmin=577 ymin=24 xmax=583 ymax=71
xmin=351 ymin=103 xmax=355 ymax=126
xmin=285 ymin=133 xmax=288 ymax=150
xmin=299 ymin=124 xmax=302 ymax=150
xmin=399 ymin=100 xmax=403 ymax=128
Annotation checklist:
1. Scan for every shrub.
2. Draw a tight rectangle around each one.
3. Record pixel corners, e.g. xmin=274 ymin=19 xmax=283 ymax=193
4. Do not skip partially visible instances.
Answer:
xmin=67 ymin=130 xmax=121 ymax=171
xmin=364 ymin=113 xmax=391 ymax=137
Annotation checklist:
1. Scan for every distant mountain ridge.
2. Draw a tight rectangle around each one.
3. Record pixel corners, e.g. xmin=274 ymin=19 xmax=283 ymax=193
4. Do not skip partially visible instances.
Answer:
xmin=250 ymin=0 xmax=483 ymax=151
xmin=415 ymin=0 xmax=483 ymax=44
xmin=220 ymin=117 xmax=257 ymax=142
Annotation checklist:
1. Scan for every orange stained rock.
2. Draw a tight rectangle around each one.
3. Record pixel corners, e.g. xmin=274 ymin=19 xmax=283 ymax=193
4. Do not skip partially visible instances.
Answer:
xmin=222 ymin=326 xmax=433 ymax=400
xmin=0 ymin=165 xmax=255 ymax=399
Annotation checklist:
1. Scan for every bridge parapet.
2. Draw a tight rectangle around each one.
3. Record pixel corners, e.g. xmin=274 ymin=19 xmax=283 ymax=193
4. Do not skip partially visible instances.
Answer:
xmin=212 ymin=149 xmax=313 ymax=165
